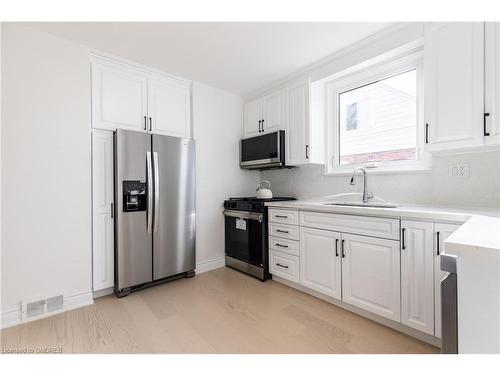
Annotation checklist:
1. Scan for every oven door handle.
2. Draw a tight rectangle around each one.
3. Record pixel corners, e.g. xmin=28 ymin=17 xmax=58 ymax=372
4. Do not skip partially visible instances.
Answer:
xmin=223 ymin=210 xmax=263 ymax=222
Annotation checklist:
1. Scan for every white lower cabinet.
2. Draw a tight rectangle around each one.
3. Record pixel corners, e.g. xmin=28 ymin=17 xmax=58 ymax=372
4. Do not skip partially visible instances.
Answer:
xmin=341 ymin=233 xmax=401 ymax=322
xmin=300 ymin=227 xmax=342 ymax=299
xmin=400 ymin=220 xmax=435 ymax=335
xmin=434 ymin=222 xmax=461 ymax=338
xmin=92 ymin=130 xmax=115 ymax=292
xmin=269 ymin=250 xmax=300 ymax=283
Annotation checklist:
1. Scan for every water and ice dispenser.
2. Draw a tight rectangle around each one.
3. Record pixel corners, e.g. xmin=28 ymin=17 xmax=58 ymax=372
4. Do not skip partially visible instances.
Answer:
xmin=122 ymin=180 xmax=147 ymax=212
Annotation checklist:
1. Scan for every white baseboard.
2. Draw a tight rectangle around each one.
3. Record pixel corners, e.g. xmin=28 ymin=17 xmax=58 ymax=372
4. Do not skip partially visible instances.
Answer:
xmin=195 ymin=256 xmax=225 ymax=274
xmin=0 ymin=290 xmax=94 ymax=330
xmin=93 ymin=287 xmax=114 ymax=299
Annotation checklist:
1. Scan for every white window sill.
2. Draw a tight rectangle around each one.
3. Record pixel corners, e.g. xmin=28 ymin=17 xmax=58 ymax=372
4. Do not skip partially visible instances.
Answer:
xmin=324 ymin=164 xmax=433 ymax=177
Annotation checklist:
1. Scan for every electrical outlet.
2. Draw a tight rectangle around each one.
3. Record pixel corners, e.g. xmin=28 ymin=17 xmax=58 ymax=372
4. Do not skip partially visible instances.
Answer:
xmin=450 ymin=163 xmax=470 ymax=178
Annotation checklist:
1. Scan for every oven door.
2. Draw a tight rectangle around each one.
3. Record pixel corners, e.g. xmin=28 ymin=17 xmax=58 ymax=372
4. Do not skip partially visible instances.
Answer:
xmin=223 ymin=210 xmax=265 ymax=268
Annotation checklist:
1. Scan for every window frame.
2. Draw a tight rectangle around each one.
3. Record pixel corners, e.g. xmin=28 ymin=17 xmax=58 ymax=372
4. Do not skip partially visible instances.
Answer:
xmin=325 ymin=51 xmax=430 ymax=175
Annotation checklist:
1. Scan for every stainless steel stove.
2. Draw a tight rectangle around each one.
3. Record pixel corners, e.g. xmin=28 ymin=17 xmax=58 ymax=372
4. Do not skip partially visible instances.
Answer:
xmin=223 ymin=196 xmax=295 ymax=280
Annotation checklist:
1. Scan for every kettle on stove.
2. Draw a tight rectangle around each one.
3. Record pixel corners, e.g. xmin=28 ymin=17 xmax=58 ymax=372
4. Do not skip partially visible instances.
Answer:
xmin=256 ymin=180 xmax=273 ymax=199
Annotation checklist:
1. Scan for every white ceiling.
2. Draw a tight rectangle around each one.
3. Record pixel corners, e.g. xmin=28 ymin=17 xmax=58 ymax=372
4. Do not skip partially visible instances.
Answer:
xmin=27 ymin=22 xmax=392 ymax=96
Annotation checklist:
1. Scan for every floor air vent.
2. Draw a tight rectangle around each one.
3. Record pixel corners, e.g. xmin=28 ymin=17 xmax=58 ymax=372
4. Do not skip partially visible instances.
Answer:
xmin=22 ymin=294 xmax=65 ymax=321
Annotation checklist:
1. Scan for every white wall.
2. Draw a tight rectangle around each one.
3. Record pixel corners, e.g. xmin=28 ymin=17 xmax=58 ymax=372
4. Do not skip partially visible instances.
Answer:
xmin=1 ymin=24 xmax=93 ymax=326
xmin=261 ymin=150 xmax=500 ymax=208
xmin=193 ymin=82 xmax=259 ymax=271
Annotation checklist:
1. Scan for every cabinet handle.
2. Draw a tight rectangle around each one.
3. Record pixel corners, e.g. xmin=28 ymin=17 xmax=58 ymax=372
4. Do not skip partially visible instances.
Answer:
xmin=276 ymin=229 xmax=289 ymax=234
xmin=261 ymin=119 xmax=264 ymax=132
xmin=275 ymin=215 xmax=288 ymax=219
xmin=335 ymin=238 xmax=339 ymax=257
xmin=425 ymin=123 xmax=429 ymax=144
xmin=258 ymin=120 xmax=262 ymax=133
xmin=110 ymin=202 xmax=114 ymax=219
xmin=484 ymin=113 xmax=490 ymax=136
xmin=306 ymin=145 xmax=309 ymax=159
xmin=402 ymin=228 xmax=406 ymax=250
xmin=149 ymin=117 xmax=152 ymax=132
xmin=436 ymin=231 xmax=440 ymax=255
xmin=341 ymin=239 xmax=345 ymax=258
xmin=144 ymin=116 xmax=147 ymax=131
xmin=275 ymin=243 xmax=289 ymax=248
xmin=276 ymin=263 xmax=289 ymax=269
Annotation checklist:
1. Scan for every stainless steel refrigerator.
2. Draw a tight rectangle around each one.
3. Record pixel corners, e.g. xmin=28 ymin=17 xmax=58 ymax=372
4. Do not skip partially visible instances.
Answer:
xmin=114 ymin=129 xmax=196 ymax=297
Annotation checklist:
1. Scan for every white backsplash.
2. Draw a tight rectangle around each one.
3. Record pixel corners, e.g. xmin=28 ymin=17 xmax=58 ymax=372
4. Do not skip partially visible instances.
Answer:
xmin=261 ymin=150 xmax=500 ymax=208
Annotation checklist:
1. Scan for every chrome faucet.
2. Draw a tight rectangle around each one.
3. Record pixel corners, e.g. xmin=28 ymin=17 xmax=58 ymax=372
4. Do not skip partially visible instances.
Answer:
xmin=350 ymin=167 xmax=374 ymax=203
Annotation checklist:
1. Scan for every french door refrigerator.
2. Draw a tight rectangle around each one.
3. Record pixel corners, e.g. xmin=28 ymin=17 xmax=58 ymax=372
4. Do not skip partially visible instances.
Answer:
xmin=114 ymin=129 xmax=196 ymax=297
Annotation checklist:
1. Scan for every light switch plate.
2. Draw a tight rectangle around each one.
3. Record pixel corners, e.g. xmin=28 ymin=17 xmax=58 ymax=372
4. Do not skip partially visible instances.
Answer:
xmin=450 ymin=163 xmax=470 ymax=178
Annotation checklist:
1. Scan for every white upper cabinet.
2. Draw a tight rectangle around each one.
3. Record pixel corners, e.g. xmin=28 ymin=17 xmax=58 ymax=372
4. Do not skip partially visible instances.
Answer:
xmin=91 ymin=56 xmax=192 ymax=138
xmin=92 ymin=130 xmax=115 ymax=292
xmin=300 ymin=227 xmax=342 ymax=299
xmin=341 ymin=233 xmax=401 ymax=322
xmin=434 ymin=222 xmax=461 ymax=338
xmin=148 ymin=76 xmax=191 ymax=138
xmin=400 ymin=220 xmax=435 ymax=335
xmin=262 ymin=88 xmax=286 ymax=133
xmin=485 ymin=22 xmax=500 ymax=144
xmin=243 ymin=88 xmax=286 ymax=138
xmin=424 ymin=22 xmax=485 ymax=151
xmin=243 ymin=98 xmax=262 ymax=138
xmin=286 ymin=78 xmax=311 ymax=165
xmin=92 ymin=61 xmax=148 ymax=132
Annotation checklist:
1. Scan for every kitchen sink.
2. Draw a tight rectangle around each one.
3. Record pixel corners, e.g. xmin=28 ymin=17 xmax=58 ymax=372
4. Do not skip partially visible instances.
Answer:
xmin=323 ymin=202 xmax=399 ymax=208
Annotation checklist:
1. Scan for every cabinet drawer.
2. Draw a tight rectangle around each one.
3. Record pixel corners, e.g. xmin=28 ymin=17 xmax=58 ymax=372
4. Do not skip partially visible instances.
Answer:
xmin=269 ymin=250 xmax=300 ymax=283
xmin=269 ymin=209 xmax=299 ymax=225
xmin=269 ymin=236 xmax=299 ymax=256
xmin=300 ymin=211 xmax=400 ymax=240
xmin=269 ymin=223 xmax=300 ymax=240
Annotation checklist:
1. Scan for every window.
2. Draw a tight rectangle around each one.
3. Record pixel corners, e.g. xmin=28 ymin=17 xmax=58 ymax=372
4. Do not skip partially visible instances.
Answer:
xmin=325 ymin=52 xmax=428 ymax=174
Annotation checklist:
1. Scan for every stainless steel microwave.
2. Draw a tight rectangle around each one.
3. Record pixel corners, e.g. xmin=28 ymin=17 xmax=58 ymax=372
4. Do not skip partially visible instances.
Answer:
xmin=240 ymin=130 xmax=286 ymax=170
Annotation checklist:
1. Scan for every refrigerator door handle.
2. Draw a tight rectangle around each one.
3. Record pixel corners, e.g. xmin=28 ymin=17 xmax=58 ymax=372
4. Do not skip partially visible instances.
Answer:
xmin=146 ymin=151 xmax=153 ymax=233
xmin=153 ymin=151 xmax=160 ymax=233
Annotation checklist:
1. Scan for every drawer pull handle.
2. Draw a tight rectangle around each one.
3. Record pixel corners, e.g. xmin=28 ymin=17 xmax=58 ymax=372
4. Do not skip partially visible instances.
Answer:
xmin=276 ymin=229 xmax=289 ymax=234
xmin=335 ymin=238 xmax=339 ymax=257
xmin=275 ymin=215 xmax=288 ymax=218
xmin=275 ymin=243 xmax=289 ymax=248
xmin=276 ymin=263 xmax=289 ymax=269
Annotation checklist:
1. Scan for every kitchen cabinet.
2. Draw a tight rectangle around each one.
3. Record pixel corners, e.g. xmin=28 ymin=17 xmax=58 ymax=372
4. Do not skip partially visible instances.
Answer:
xmin=148 ymin=76 xmax=191 ymax=138
xmin=300 ymin=227 xmax=342 ymax=299
xmin=92 ymin=130 xmax=115 ymax=292
xmin=91 ymin=56 xmax=192 ymax=138
xmin=400 ymin=220 xmax=435 ymax=335
xmin=485 ymin=22 xmax=500 ymax=144
xmin=243 ymin=88 xmax=285 ymax=138
xmin=91 ymin=60 xmax=148 ymax=132
xmin=243 ymin=98 xmax=262 ymax=138
xmin=424 ymin=22 xmax=485 ymax=151
xmin=286 ymin=78 xmax=311 ymax=165
xmin=434 ymin=222 xmax=461 ymax=338
xmin=341 ymin=233 xmax=401 ymax=322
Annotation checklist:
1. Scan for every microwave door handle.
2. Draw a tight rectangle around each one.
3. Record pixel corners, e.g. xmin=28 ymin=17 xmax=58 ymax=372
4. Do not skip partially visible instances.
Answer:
xmin=146 ymin=151 xmax=153 ymax=233
xmin=153 ymin=151 xmax=160 ymax=233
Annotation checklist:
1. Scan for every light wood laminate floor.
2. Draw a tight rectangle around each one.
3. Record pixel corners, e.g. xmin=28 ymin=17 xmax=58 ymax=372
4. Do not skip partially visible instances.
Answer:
xmin=0 ymin=267 xmax=439 ymax=354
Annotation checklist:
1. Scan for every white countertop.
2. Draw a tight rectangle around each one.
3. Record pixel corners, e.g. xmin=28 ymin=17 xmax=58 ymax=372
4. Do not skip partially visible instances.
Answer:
xmin=265 ymin=199 xmax=500 ymax=223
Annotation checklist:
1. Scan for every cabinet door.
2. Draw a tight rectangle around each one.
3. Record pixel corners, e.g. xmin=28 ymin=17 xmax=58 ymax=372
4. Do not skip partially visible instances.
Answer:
xmin=341 ymin=233 xmax=400 ymax=321
xmin=400 ymin=220 xmax=434 ymax=335
xmin=300 ymin=227 xmax=342 ymax=299
xmin=243 ymin=98 xmax=262 ymax=138
xmin=485 ymin=22 xmax=500 ymax=144
xmin=92 ymin=130 xmax=115 ymax=291
xmin=148 ymin=77 xmax=191 ymax=138
xmin=424 ymin=22 xmax=484 ymax=151
xmin=262 ymin=89 xmax=286 ymax=133
xmin=434 ymin=222 xmax=461 ymax=338
xmin=91 ymin=61 xmax=148 ymax=131
xmin=286 ymin=79 xmax=310 ymax=165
